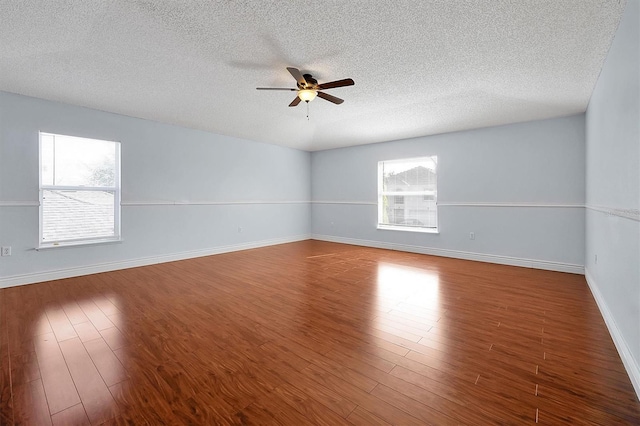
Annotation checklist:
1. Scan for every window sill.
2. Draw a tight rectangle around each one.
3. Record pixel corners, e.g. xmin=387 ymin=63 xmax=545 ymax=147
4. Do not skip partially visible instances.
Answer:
xmin=377 ymin=225 xmax=439 ymax=234
xmin=36 ymin=238 xmax=123 ymax=251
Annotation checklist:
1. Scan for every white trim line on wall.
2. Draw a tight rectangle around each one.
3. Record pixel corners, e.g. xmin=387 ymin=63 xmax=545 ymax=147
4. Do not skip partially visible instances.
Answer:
xmin=2 ymin=201 xmax=312 ymax=207
xmin=3 ymin=200 xmax=596 ymax=210
xmin=311 ymin=234 xmax=584 ymax=274
xmin=437 ymin=202 xmax=584 ymax=208
xmin=0 ymin=201 xmax=39 ymax=207
xmin=121 ymin=200 xmax=310 ymax=206
xmin=312 ymin=201 xmax=584 ymax=208
xmin=0 ymin=234 xmax=310 ymax=288
xmin=585 ymin=268 xmax=640 ymax=400
xmin=311 ymin=201 xmax=376 ymax=205
xmin=586 ymin=205 xmax=640 ymax=222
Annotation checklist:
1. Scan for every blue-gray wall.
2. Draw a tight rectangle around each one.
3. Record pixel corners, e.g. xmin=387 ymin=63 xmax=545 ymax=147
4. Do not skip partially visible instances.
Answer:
xmin=311 ymin=115 xmax=586 ymax=272
xmin=0 ymin=91 xmax=311 ymax=286
xmin=585 ymin=0 xmax=640 ymax=395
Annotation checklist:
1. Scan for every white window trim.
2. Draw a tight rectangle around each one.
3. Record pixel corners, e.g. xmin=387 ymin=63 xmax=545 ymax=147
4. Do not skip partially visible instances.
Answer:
xmin=38 ymin=132 xmax=122 ymax=248
xmin=377 ymin=156 xmax=438 ymax=233
xmin=377 ymin=224 xmax=440 ymax=234
xmin=35 ymin=238 xmax=123 ymax=250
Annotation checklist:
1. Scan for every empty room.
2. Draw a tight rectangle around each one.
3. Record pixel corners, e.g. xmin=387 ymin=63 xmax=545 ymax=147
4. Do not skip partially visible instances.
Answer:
xmin=1 ymin=0 xmax=639 ymax=424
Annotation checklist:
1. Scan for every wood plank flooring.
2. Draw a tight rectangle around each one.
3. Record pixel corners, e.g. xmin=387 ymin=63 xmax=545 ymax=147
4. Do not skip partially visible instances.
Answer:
xmin=1 ymin=240 xmax=639 ymax=425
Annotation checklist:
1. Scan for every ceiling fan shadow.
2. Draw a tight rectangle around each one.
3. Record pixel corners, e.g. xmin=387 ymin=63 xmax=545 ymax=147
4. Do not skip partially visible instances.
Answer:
xmin=227 ymin=33 xmax=341 ymax=74
xmin=227 ymin=33 xmax=295 ymax=71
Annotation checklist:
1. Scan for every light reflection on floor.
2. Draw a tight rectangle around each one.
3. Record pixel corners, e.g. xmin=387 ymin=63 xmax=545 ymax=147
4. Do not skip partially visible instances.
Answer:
xmin=374 ymin=262 xmax=443 ymax=353
xmin=29 ymin=294 xmax=125 ymax=424
xmin=375 ymin=263 xmax=440 ymax=311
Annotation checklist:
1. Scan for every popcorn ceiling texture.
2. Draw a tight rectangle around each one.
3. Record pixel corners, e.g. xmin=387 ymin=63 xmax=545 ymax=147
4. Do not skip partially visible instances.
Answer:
xmin=0 ymin=0 xmax=626 ymax=151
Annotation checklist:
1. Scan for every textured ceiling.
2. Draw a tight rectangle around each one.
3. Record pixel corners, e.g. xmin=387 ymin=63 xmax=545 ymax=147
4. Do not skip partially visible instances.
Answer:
xmin=0 ymin=1 xmax=626 ymax=151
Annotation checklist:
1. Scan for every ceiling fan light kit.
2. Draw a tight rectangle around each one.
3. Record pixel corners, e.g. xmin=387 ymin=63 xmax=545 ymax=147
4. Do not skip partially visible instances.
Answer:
xmin=298 ymin=89 xmax=317 ymax=102
xmin=257 ymin=67 xmax=354 ymax=108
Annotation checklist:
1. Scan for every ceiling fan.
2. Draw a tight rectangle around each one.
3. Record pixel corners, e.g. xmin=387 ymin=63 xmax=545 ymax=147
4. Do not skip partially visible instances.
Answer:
xmin=257 ymin=67 xmax=355 ymax=107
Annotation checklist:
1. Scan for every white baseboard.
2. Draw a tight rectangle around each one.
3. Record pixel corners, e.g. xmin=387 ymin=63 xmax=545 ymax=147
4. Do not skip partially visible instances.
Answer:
xmin=0 ymin=234 xmax=311 ymax=288
xmin=311 ymin=234 xmax=584 ymax=274
xmin=585 ymin=268 xmax=640 ymax=400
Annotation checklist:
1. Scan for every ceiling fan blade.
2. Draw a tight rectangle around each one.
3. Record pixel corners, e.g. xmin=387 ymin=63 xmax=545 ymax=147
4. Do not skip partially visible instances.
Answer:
xmin=256 ymin=87 xmax=296 ymax=91
xmin=287 ymin=67 xmax=307 ymax=86
xmin=318 ymin=78 xmax=355 ymax=90
xmin=289 ymin=96 xmax=302 ymax=107
xmin=317 ymin=91 xmax=344 ymax=105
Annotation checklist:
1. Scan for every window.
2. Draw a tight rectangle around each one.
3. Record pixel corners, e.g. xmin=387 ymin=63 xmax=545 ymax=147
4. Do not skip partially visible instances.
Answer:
xmin=39 ymin=132 xmax=121 ymax=247
xmin=394 ymin=189 xmax=404 ymax=205
xmin=423 ymin=190 xmax=435 ymax=202
xmin=378 ymin=156 xmax=437 ymax=232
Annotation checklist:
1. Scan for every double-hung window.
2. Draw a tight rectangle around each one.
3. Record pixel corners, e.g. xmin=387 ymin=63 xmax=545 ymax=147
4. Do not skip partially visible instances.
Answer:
xmin=39 ymin=132 xmax=121 ymax=247
xmin=378 ymin=156 xmax=438 ymax=232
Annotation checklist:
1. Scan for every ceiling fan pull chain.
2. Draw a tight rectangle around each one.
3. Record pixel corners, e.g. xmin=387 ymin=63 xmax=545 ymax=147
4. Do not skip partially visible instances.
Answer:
xmin=306 ymin=102 xmax=310 ymax=121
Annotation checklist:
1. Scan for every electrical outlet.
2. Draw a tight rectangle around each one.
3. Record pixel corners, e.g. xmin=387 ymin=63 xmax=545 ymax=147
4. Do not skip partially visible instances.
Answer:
xmin=238 ymin=227 xmax=243 ymax=233
xmin=1 ymin=246 xmax=11 ymax=256
xmin=469 ymin=232 xmax=475 ymax=240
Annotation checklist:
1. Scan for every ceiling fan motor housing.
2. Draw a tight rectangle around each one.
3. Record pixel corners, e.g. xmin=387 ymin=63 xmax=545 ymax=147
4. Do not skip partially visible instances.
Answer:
xmin=299 ymin=74 xmax=318 ymax=89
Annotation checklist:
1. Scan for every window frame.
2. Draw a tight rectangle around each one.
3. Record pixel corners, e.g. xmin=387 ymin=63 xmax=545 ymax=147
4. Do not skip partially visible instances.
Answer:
xmin=38 ymin=132 xmax=122 ymax=248
xmin=377 ymin=156 xmax=438 ymax=233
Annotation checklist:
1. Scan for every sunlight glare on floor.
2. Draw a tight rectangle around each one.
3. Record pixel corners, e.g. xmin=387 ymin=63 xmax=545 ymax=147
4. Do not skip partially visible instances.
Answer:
xmin=28 ymin=294 xmax=126 ymax=424
xmin=375 ymin=263 xmax=440 ymax=311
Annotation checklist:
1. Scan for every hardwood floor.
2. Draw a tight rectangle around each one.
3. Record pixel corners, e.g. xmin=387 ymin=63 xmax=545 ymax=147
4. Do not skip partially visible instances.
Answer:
xmin=1 ymin=240 xmax=639 ymax=425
